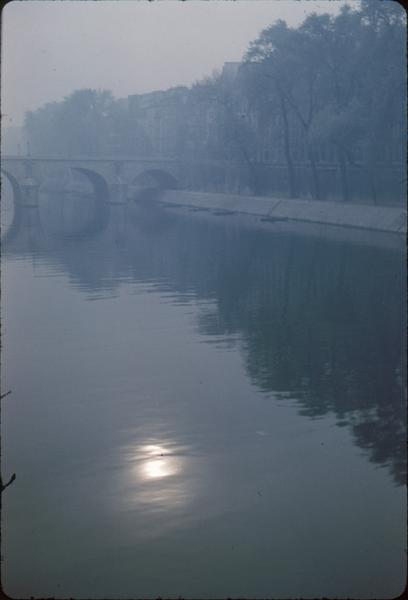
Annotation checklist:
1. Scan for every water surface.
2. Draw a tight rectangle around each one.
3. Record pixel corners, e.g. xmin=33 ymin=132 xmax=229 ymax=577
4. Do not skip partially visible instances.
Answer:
xmin=1 ymin=188 xmax=406 ymax=598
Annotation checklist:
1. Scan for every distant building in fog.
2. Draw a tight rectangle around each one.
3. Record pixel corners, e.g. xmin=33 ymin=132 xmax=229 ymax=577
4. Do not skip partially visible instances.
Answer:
xmin=122 ymin=63 xmax=244 ymax=160
xmin=127 ymin=87 xmax=189 ymax=157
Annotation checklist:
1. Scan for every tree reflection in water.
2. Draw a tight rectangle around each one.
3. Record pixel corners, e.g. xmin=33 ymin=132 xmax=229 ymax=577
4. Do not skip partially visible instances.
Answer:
xmin=3 ymin=195 xmax=406 ymax=486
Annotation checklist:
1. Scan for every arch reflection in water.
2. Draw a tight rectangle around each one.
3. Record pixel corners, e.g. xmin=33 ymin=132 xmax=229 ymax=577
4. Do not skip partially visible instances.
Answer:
xmin=121 ymin=439 xmax=197 ymax=519
xmin=1 ymin=179 xmax=20 ymax=243
xmin=40 ymin=191 xmax=110 ymax=239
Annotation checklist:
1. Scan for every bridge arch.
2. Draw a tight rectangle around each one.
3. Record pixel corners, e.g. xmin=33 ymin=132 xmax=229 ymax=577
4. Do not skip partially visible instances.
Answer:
xmin=71 ymin=167 xmax=110 ymax=199
xmin=65 ymin=168 xmax=110 ymax=238
xmin=1 ymin=171 xmax=22 ymax=244
xmin=132 ymin=169 xmax=178 ymax=190
xmin=1 ymin=169 xmax=22 ymax=205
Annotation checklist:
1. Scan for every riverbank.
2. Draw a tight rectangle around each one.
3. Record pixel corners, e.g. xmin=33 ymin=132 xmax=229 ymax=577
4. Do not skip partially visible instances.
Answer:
xmin=156 ymin=190 xmax=406 ymax=235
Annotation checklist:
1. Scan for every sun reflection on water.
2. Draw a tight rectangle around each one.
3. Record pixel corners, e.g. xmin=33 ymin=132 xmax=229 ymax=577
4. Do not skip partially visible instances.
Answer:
xmin=120 ymin=439 xmax=195 ymax=518
xmin=140 ymin=444 xmax=180 ymax=479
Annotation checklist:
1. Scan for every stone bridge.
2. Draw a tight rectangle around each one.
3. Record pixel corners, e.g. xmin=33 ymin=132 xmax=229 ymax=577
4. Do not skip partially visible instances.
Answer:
xmin=0 ymin=156 xmax=191 ymax=206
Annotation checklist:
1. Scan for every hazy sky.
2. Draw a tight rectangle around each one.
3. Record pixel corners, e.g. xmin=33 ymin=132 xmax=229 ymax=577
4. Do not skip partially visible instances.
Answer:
xmin=2 ymin=0 xmax=352 ymax=127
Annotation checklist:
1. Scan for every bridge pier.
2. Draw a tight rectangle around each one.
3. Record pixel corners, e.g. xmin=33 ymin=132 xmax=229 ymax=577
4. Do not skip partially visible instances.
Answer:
xmin=108 ymin=161 xmax=128 ymax=204
xmin=109 ymin=182 xmax=128 ymax=204
xmin=19 ymin=177 xmax=41 ymax=207
xmin=18 ymin=160 xmax=41 ymax=207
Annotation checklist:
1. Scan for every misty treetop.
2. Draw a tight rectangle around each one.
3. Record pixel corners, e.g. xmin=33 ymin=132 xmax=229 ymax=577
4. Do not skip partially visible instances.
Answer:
xmin=244 ymin=0 xmax=405 ymax=201
xmin=23 ymin=1 xmax=406 ymax=205
xmin=25 ymin=89 xmax=136 ymax=157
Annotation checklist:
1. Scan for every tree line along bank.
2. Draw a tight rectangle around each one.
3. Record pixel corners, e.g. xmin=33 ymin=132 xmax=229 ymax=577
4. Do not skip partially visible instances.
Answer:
xmin=22 ymin=1 xmax=406 ymax=205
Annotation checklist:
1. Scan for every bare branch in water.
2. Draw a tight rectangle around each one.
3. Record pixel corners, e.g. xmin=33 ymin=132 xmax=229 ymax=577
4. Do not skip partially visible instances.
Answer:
xmin=1 ymin=473 xmax=16 ymax=493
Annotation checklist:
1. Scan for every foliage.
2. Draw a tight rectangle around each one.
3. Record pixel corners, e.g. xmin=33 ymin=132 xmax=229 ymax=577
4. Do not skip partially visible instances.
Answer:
xmin=242 ymin=1 xmax=405 ymax=200
xmin=23 ymin=1 xmax=406 ymax=202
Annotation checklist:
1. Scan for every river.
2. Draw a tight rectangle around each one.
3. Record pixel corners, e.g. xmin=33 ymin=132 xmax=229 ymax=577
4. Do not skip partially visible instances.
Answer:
xmin=1 ymin=186 xmax=406 ymax=598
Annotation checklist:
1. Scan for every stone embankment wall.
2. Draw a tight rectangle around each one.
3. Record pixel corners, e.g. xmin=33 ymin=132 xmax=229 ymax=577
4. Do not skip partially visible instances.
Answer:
xmin=159 ymin=190 xmax=406 ymax=235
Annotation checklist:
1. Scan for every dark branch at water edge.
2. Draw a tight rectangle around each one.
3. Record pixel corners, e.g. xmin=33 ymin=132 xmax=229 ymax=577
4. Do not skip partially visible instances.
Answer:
xmin=1 ymin=473 xmax=16 ymax=493
xmin=0 ymin=391 xmax=15 ymax=492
